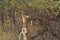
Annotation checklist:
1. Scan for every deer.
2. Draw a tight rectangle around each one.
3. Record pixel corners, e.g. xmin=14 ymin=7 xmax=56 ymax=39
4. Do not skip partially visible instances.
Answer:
xmin=19 ymin=14 xmax=31 ymax=40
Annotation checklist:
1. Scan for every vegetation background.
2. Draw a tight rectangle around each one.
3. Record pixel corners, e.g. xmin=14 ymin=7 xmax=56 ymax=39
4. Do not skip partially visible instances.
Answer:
xmin=0 ymin=0 xmax=60 ymax=40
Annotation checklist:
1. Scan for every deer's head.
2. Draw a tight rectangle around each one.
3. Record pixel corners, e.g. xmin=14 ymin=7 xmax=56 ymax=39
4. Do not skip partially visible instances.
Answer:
xmin=21 ymin=14 xmax=29 ymax=22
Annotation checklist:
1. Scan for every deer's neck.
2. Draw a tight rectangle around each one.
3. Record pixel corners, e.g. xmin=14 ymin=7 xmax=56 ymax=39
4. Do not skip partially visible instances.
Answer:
xmin=22 ymin=18 xmax=26 ymax=28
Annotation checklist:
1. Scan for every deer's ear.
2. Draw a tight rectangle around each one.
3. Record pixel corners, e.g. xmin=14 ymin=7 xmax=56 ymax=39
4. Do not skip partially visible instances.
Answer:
xmin=27 ymin=16 xmax=29 ymax=18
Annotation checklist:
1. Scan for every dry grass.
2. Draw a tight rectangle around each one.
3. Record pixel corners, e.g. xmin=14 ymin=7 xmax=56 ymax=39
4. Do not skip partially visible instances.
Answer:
xmin=0 ymin=29 xmax=17 ymax=40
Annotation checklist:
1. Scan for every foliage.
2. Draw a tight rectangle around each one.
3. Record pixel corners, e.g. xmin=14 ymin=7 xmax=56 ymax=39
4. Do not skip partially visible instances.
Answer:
xmin=0 ymin=0 xmax=60 ymax=40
